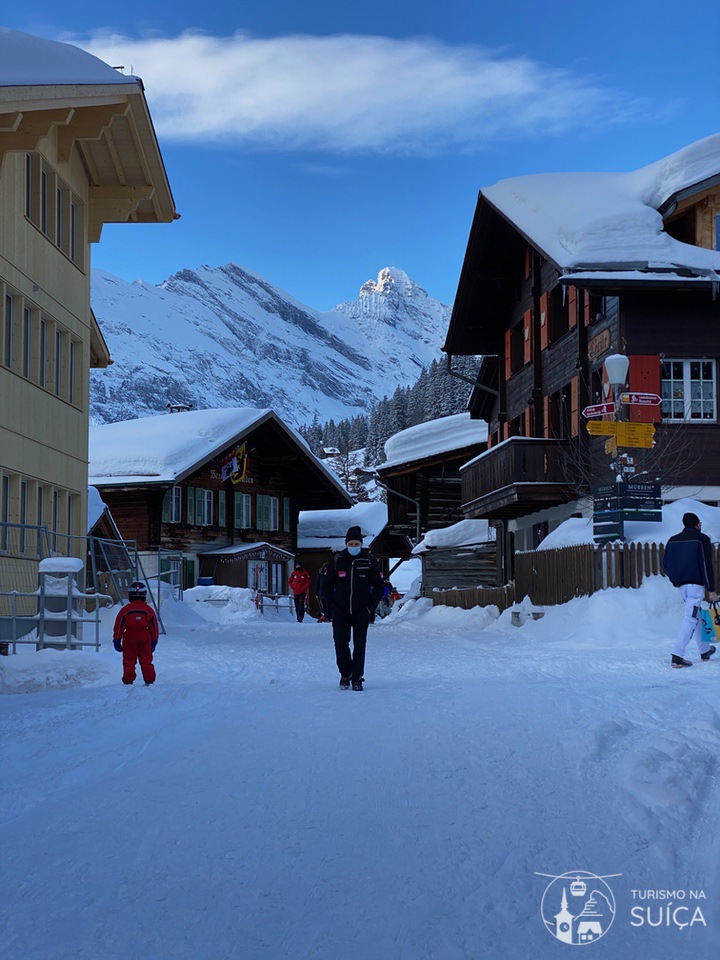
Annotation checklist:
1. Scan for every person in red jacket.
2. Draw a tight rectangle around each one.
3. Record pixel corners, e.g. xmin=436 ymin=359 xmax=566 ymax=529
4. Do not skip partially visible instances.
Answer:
xmin=288 ymin=561 xmax=311 ymax=622
xmin=113 ymin=581 xmax=159 ymax=685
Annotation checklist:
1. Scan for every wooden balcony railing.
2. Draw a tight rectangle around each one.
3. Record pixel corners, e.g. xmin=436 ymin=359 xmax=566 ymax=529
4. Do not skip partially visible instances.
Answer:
xmin=460 ymin=437 xmax=576 ymax=519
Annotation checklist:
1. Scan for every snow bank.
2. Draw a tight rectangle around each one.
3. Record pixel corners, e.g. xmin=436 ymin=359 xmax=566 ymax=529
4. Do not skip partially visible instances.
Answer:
xmin=483 ymin=133 xmax=720 ymax=277
xmin=538 ymin=497 xmax=720 ymax=550
xmin=380 ymin=413 xmax=488 ymax=471
xmin=183 ymin=585 xmax=263 ymax=623
xmin=0 ymin=647 xmax=118 ymax=694
xmin=412 ymin=518 xmax=493 ymax=554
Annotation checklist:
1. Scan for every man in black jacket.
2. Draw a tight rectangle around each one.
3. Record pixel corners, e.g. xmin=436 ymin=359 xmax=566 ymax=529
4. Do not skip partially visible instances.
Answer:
xmin=662 ymin=511 xmax=718 ymax=668
xmin=325 ymin=525 xmax=384 ymax=690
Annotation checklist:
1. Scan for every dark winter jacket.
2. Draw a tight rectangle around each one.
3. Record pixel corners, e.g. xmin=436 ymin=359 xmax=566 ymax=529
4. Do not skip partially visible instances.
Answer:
xmin=316 ymin=567 xmax=332 ymax=603
xmin=662 ymin=527 xmax=716 ymax=591
xmin=113 ymin=600 xmax=159 ymax=652
xmin=325 ymin=548 xmax=384 ymax=617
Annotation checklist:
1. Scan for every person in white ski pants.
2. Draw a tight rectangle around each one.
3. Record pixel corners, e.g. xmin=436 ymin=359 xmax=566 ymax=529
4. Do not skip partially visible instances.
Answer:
xmin=672 ymin=583 xmax=713 ymax=659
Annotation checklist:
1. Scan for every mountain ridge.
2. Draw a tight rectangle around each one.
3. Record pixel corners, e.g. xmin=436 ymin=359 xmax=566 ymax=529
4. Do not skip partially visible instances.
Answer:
xmin=90 ymin=263 xmax=451 ymax=427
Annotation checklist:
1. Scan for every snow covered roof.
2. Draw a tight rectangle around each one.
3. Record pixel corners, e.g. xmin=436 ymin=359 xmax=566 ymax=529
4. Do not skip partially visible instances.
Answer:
xmin=0 ymin=28 xmax=139 ymax=87
xmin=412 ymin=519 xmax=494 ymax=555
xmin=197 ymin=542 xmax=295 ymax=559
xmin=89 ymin=407 xmax=349 ymax=498
xmin=538 ymin=498 xmax=720 ymax=551
xmin=379 ymin=413 xmax=488 ymax=472
xmin=483 ymin=134 xmax=720 ymax=279
xmin=297 ymin=502 xmax=388 ymax=551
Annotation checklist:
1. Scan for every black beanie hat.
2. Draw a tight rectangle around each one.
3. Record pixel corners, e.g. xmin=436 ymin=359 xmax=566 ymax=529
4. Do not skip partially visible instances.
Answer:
xmin=682 ymin=512 xmax=700 ymax=527
xmin=345 ymin=525 xmax=363 ymax=543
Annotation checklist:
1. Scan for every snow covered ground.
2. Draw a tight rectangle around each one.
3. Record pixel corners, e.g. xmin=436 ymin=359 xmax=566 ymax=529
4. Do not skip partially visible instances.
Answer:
xmin=2 ymin=580 xmax=719 ymax=959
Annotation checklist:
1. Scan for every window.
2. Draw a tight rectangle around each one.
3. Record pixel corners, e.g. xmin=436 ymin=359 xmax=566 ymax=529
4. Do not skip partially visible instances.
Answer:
xmin=55 ymin=329 xmax=62 ymax=397
xmin=661 ymin=359 xmax=717 ymax=422
xmin=57 ymin=187 xmax=63 ymax=247
xmin=197 ymin=490 xmax=213 ymax=526
xmin=41 ymin=169 xmax=48 ymax=234
xmin=257 ymin=495 xmax=279 ymax=531
xmin=25 ymin=153 xmax=32 ymax=217
xmin=4 ymin=294 xmax=13 ymax=367
xmin=24 ymin=153 xmax=84 ymax=269
xmin=1 ymin=473 xmax=9 ymax=552
xmin=37 ymin=485 xmax=44 ymax=527
xmin=283 ymin=498 xmax=290 ymax=533
xmin=20 ymin=480 xmax=28 ymax=554
xmin=52 ymin=490 xmax=59 ymax=538
xmin=69 ymin=340 xmax=76 ymax=404
xmin=23 ymin=308 xmax=31 ymax=378
xmin=234 ymin=492 xmax=252 ymax=529
xmin=271 ymin=563 xmax=284 ymax=594
xmin=67 ymin=494 xmax=74 ymax=539
xmin=39 ymin=318 xmax=47 ymax=386
xmin=218 ymin=490 xmax=226 ymax=526
xmin=162 ymin=486 xmax=183 ymax=523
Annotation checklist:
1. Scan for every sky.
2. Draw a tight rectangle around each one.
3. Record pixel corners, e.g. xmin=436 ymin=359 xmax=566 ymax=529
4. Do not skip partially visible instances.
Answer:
xmin=5 ymin=0 xmax=720 ymax=309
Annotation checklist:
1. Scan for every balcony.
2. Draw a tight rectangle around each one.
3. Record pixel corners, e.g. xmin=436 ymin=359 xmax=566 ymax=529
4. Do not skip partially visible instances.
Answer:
xmin=460 ymin=437 xmax=578 ymax=520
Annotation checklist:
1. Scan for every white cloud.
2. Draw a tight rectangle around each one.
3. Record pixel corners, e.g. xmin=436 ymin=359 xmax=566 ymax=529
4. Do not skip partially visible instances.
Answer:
xmin=75 ymin=30 xmax=645 ymax=154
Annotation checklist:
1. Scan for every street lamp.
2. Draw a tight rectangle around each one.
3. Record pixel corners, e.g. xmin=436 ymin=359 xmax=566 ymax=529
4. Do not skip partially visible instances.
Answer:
xmin=603 ymin=354 xmax=630 ymax=421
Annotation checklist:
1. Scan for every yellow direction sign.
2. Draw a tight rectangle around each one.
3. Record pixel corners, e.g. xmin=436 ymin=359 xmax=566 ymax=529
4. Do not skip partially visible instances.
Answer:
xmin=587 ymin=421 xmax=655 ymax=448
xmin=605 ymin=437 xmax=618 ymax=457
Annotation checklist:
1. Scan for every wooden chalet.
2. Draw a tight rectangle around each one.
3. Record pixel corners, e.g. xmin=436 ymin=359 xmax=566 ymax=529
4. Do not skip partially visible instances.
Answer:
xmin=89 ymin=408 xmax=352 ymax=591
xmin=443 ymin=135 xmax=720 ymax=583
xmin=374 ymin=413 xmax=488 ymax=545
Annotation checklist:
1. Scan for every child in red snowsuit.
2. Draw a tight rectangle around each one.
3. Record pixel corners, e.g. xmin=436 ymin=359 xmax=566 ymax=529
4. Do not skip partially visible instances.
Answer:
xmin=113 ymin=582 xmax=159 ymax=685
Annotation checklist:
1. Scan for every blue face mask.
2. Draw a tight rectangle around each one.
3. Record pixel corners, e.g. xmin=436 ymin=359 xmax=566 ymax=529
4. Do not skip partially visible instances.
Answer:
xmin=347 ymin=545 xmax=361 ymax=556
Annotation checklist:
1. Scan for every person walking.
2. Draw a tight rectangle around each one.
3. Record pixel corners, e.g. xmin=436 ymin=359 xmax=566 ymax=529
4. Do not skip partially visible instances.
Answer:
xmin=112 ymin=581 xmax=159 ymax=685
xmin=315 ymin=562 xmax=332 ymax=623
xmin=325 ymin=525 xmax=384 ymax=690
xmin=288 ymin=561 xmax=311 ymax=622
xmin=662 ymin=512 xmax=718 ymax=668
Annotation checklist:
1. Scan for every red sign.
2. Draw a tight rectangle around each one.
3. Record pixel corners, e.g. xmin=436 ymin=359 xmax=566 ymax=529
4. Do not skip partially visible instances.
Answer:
xmin=620 ymin=392 xmax=662 ymax=406
xmin=582 ymin=402 xmax=615 ymax=418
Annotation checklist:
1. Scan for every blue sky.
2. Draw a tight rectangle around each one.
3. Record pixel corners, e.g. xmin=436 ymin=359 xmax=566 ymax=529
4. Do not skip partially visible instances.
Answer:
xmin=7 ymin=0 xmax=720 ymax=308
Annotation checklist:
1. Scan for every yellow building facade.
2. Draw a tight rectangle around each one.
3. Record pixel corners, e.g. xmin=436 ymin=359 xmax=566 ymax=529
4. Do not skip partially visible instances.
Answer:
xmin=0 ymin=28 xmax=176 ymax=579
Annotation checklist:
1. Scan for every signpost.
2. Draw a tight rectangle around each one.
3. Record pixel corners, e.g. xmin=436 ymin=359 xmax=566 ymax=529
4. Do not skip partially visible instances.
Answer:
xmin=582 ymin=401 xmax=615 ymax=419
xmin=620 ymin=392 xmax=662 ymax=407
xmin=586 ymin=421 xmax=655 ymax=448
xmin=593 ymin=481 xmax=662 ymax=543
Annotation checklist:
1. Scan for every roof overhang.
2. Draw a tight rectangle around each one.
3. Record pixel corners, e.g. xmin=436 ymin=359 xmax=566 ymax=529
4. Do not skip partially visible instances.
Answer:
xmin=0 ymin=82 xmax=178 ymax=239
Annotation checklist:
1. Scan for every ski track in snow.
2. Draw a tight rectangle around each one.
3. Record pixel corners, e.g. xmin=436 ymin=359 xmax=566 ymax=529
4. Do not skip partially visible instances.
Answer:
xmin=1 ymin=602 xmax=719 ymax=960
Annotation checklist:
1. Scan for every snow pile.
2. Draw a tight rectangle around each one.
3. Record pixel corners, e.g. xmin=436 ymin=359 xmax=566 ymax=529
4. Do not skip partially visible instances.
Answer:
xmin=0 ymin=27 xmax=137 ymax=86
xmin=412 ymin=518 xmax=493 ymax=554
xmin=387 ymin=556 xmax=422 ymax=593
xmin=381 ymin=412 xmax=488 ymax=471
xmin=538 ymin=497 xmax=720 ymax=551
xmin=483 ymin=133 xmax=720 ymax=277
xmin=0 ymin=647 xmax=118 ymax=694
xmin=297 ymin=501 xmax=387 ymax=550
xmin=183 ymin=584 xmax=263 ymax=623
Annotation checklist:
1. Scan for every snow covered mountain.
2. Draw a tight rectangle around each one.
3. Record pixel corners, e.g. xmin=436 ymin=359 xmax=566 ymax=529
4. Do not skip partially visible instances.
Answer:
xmin=89 ymin=264 xmax=451 ymax=426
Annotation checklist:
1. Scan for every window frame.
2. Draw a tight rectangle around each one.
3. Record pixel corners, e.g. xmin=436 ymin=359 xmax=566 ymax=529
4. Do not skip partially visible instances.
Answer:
xmin=661 ymin=358 xmax=717 ymax=423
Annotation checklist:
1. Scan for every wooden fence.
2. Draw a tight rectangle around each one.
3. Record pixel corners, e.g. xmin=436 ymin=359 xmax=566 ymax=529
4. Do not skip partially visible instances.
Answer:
xmin=431 ymin=582 xmax=516 ymax=613
xmin=432 ymin=542 xmax=720 ymax=611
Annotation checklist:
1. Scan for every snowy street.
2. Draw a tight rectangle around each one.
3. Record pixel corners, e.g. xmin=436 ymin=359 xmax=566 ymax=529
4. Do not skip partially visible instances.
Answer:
xmin=2 ymin=581 xmax=720 ymax=960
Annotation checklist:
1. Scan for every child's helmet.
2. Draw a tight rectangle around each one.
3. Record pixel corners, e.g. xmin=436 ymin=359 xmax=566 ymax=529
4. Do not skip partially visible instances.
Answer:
xmin=128 ymin=581 xmax=147 ymax=601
